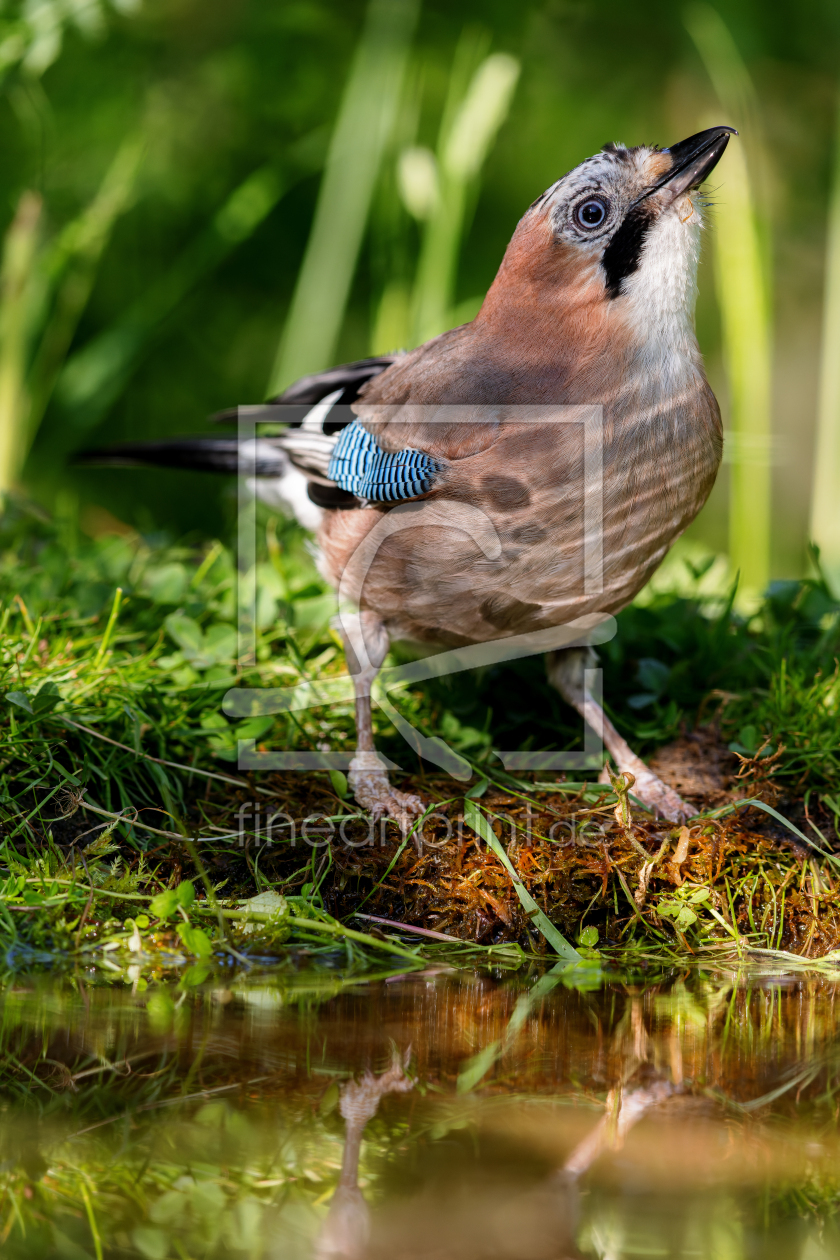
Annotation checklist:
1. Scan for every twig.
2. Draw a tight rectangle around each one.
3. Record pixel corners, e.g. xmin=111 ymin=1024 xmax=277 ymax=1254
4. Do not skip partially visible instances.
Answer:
xmin=61 ymin=717 xmax=249 ymax=788
xmin=354 ymin=912 xmax=463 ymax=943
xmin=75 ymin=849 xmax=95 ymax=948
xmin=68 ymin=1075 xmax=275 ymax=1139
xmin=194 ymin=904 xmax=424 ymax=963
xmin=76 ymin=795 xmax=236 ymax=843
xmin=181 ymin=833 xmax=248 ymax=963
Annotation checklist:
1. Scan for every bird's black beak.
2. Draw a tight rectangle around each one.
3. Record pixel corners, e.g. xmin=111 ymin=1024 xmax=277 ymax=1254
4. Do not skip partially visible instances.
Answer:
xmin=647 ymin=125 xmax=737 ymax=202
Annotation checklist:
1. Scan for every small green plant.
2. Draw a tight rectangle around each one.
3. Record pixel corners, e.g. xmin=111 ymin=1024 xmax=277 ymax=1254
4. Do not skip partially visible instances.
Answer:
xmin=149 ymin=880 xmax=197 ymax=921
xmin=657 ymin=885 xmax=711 ymax=933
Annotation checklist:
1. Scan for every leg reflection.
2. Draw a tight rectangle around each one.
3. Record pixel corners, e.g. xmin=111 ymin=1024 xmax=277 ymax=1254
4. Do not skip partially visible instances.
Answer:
xmin=315 ymin=1047 xmax=413 ymax=1260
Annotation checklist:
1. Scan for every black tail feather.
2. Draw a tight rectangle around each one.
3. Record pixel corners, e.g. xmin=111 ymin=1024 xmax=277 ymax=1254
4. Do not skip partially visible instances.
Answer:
xmin=75 ymin=355 xmax=402 ymax=486
xmin=74 ymin=438 xmax=286 ymax=477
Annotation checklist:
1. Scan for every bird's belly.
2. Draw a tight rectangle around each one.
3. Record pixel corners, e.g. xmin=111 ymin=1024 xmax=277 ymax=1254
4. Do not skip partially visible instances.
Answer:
xmin=318 ymin=417 xmax=721 ymax=647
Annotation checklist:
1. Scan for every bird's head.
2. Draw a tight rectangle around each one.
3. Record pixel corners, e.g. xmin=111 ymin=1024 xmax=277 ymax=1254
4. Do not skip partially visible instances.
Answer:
xmin=536 ymin=126 xmax=734 ymax=296
xmin=479 ymin=126 xmax=735 ymax=372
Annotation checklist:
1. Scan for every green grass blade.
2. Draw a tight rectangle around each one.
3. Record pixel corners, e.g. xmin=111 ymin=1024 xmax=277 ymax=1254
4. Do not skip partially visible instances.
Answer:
xmin=686 ymin=5 xmax=773 ymax=603
xmin=710 ymin=138 xmax=772 ymax=601
xmin=410 ymin=48 xmax=520 ymax=346
xmin=812 ymin=87 xmax=840 ymax=594
xmin=24 ymin=133 xmax=144 ymax=452
xmin=463 ymin=800 xmax=580 ymax=960
xmin=710 ymin=797 xmax=840 ymax=871
xmin=91 ymin=586 xmax=123 ymax=669
xmin=57 ymin=165 xmax=284 ymax=428
xmin=268 ymin=0 xmax=420 ymax=393
xmin=0 ymin=193 xmax=41 ymax=498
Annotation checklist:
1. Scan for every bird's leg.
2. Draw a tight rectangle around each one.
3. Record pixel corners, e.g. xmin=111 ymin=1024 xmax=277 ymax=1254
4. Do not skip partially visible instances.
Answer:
xmin=547 ymin=647 xmax=691 ymax=822
xmin=315 ymin=1048 xmax=413 ymax=1260
xmin=343 ymin=610 xmax=423 ymax=832
xmin=561 ymin=1080 xmax=673 ymax=1180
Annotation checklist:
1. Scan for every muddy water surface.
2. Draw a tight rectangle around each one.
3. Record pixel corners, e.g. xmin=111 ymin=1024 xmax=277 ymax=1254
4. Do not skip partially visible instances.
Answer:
xmin=2 ymin=959 xmax=840 ymax=1258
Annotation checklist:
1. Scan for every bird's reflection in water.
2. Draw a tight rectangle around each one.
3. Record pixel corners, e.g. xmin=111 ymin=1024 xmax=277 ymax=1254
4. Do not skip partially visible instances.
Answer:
xmin=6 ymin=968 xmax=840 ymax=1259
xmin=315 ymin=1050 xmax=673 ymax=1260
xmin=316 ymin=1048 xmax=413 ymax=1260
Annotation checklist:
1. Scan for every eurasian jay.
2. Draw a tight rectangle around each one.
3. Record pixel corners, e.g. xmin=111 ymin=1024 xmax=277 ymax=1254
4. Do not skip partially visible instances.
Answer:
xmin=85 ymin=126 xmax=735 ymax=827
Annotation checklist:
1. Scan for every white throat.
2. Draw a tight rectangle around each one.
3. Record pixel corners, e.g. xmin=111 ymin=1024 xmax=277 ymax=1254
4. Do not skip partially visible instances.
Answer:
xmin=621 ymin=201 xmax=703 ymax=392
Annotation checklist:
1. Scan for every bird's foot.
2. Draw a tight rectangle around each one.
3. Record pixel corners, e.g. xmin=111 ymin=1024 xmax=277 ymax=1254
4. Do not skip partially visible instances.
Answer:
xmin=339 ymin=1047 xmax=413 ymax=1129
xmin=599 ymin=761 xmax=692 ymax=822
xmin=348 ymin=752 xmax=424 ymax=833
xmin=630 ymin=768 xmax=692 ymax=822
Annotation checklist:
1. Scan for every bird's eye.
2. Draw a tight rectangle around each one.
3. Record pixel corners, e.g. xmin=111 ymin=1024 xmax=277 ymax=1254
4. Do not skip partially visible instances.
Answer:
xmin=574 ymin=197 xmax=608 ymax=229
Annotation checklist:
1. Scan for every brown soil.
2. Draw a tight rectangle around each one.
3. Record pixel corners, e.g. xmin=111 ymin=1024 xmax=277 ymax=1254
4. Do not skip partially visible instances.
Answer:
xmin=193 ymin=729 xmax=840 ymax=957
xmin=648 ymin=727 xmax=739 ymax=809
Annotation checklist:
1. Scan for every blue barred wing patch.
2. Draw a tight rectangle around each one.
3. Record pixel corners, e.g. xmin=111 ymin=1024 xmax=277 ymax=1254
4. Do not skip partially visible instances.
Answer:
xmin=327 ymin=422 xmax=439 ymax=502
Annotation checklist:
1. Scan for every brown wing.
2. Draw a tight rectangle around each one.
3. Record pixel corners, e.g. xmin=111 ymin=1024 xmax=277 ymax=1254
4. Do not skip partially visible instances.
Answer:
xmin=353 ymin=326 xmax=503 ymax=461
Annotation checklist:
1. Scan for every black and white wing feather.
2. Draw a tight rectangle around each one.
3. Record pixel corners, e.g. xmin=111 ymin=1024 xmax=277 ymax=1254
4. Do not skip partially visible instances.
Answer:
xmin=74 ymin=354 xmax=442 ymax=521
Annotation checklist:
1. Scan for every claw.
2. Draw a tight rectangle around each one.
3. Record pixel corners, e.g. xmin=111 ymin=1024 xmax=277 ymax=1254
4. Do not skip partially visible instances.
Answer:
xmin=339 ymin=1046 xmax=414 ymax=1127
xmin=348 ymin=752 xmax=424 ymax=834
xmin=627 ymin=767 xmax=692 ymax=823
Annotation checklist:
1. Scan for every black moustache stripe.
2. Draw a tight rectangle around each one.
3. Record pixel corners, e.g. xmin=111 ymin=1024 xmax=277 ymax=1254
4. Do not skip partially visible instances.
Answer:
xmin=601 ymin=203 xmax=655 ymax=298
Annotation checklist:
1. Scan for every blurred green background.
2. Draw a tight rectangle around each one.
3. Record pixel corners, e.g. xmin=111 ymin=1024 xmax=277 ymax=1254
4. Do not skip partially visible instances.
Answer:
xmin=2 ymin=0 xmax=839 ymax=590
